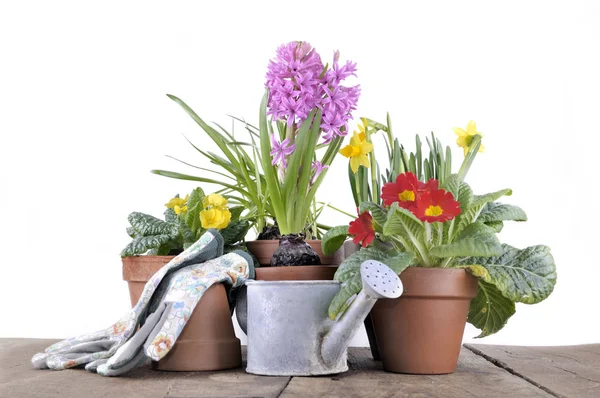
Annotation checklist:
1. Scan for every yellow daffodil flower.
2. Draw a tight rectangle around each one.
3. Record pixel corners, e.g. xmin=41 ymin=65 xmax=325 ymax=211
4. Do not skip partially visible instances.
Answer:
xmin=174 ymin=205 xmax=188 ymax=215
xmin=200 ymin=207 xmax=231 ymax=229
xmin=202 ymin=193 xmax=228 ymax=209
xmin=453 ymin=120 xmax=485 ymax=156
xmin=165 ymin=194 xmax=189 ymax=209
xmin=339 ymin=121 xmax=373 ymax=174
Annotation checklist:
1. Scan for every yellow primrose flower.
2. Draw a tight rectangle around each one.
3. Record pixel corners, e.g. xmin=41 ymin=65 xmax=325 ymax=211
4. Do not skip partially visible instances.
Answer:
xmin=453 ymin=120 xmax=485 ymax=156
xmin=200 ymin=207 xmax=232 ymax=229
xmin=202 ymin=193 xmax=228 ymax=209
xmin=339 ymin=122 xmax=373 ymax=174
xmin=174 ymin=205 xmax=188 ymax=215
xmin=165 ymin=194 xmax=189 ymax=209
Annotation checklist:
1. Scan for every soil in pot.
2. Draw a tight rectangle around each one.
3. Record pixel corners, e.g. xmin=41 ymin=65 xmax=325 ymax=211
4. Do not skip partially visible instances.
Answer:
xmin=370 ymin=267 xmax=478 ymax=374
xmin=122 ymin=256 xmax=241 ymax=371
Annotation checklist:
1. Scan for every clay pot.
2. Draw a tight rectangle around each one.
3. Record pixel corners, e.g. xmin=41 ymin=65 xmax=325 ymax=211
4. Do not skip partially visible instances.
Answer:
xmin=122 ymin=256 xmax=242 ymax=371
xmin=246 ymin=239 xmax=344 ymax=266
xmin=255 ymin=265 xmax=338 ymax=281
xmin=370 ymin=267 xmax=478 ymax=374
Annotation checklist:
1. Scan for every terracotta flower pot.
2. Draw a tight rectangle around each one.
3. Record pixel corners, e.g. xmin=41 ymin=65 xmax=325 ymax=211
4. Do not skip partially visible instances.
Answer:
xmin=122 ymin=256 xmax=242 ymax=371
xmin=246 ymin=239 xmax=344 ymax=266
xmin=369 ymin=267 xmax=478 ymax=374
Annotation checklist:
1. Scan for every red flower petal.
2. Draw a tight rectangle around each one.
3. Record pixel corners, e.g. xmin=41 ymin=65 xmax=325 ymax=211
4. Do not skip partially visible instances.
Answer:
xmin=381 ymin=172 xmax=419 ymax=208
xmin=413 ymin=189 xmax=461 ymax=223
xmin=348 ymin=211 xmax=376 ymax=248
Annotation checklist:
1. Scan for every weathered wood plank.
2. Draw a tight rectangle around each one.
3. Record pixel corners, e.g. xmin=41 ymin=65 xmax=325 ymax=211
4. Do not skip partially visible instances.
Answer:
xmin=466 ymin=344 xmax=600 ymax=398
xmin=280 ymin=347 xmax=552 ymax=398
xmin=0 ymin=339 xmax=290 ymax=398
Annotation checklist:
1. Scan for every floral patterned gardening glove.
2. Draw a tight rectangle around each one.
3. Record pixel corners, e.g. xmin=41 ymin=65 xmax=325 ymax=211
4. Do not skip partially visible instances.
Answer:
xmin=31 ymin=229 xmax=225 ymax=371
xmin=95 ymin=249 xmax=253 ymax=376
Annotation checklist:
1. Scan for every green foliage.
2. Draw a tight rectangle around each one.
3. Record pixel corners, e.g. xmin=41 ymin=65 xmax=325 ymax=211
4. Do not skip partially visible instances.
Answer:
xmin=121 ymin=188 xmax=248 ymax=257
xmin=328 ymin=248 xmax=414 ymax=319
xmin=467 ymin=280 xmax=516 ymax=338
xmin=325 ymin=114 xmax=557 ymax=337
xmin=458 ymin=244 xmax=556 ymax=305
xmin=152 ymin=94 xmax=273 ymax=234
xmin=321 ymin=226 xmax=350 ymax=256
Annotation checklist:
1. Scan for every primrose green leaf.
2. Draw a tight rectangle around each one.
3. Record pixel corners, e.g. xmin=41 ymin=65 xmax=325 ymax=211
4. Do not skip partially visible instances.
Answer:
xmin=382 ymin=203 xmax=424 ymax=254
xmin=220 ymin=220 xmax=251 ymax=245
xmin=430 ymin=222 xmax=502 ymax=258
xmin=467 ymin=280 xmax=516 ymax=338
xmin=128 ymin=212 xmax=175 ymax=236
xmin=328 ymin=273 xmax=362 ymax=320
xmin=477 ymin=202 xmax=527 ymax=223
xmin=321 ymin=225 xmax=350 ymax=256
xmin=120 ymin=234 xmax=173 ymax=257
xmin=457 ymin=244 xmax=556 ymax=304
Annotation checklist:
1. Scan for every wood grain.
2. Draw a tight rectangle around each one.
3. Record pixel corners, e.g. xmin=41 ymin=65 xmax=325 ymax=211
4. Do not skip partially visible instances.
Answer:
xmin=466 ymin=344 xmax=600 ymax=398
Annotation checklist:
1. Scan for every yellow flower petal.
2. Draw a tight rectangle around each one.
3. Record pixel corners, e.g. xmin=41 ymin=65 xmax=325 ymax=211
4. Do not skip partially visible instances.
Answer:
xmin=360 ymin=141 xmax=374 ymax=155
xmin=200 ymin=207 xmax=231 ymax=230
xmin=350 ymin=156 xmax=361 ymax=173
xmin=466 ymin=120 xmax=477 ymax=136
xmin=339 ymin=145 xmax=354 ymax=158
xmin=203 ymin=193 xmax=228 ymax=209
xmin=453 ymin=127 xmax=467 ymax=137
xmin=358 ymin=154 xmax=370 ymax=169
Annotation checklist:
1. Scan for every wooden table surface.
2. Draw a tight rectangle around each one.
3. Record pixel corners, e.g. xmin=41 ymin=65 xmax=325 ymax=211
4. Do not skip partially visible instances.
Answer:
xmin=1 ymin=339 xmax=598 ymax=398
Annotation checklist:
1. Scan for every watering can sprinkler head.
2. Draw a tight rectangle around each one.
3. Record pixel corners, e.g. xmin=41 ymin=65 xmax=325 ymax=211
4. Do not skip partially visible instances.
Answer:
xmin=320 ymin=260 xmax=403 ymax=366
xmin=360 ymin=260 xmax=403 ymax=300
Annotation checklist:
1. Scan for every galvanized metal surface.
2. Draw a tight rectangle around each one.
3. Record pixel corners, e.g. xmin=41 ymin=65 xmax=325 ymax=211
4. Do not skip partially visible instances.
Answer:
xmin=245 ymin=261 xmax=403 ymax=376
xmin=246 ymin=280 xmax=347 ymax=376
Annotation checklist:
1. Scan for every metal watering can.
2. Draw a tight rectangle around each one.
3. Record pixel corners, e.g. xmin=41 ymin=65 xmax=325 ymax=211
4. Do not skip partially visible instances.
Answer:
xmin=239 ymin=260 xmax=403 ymax=376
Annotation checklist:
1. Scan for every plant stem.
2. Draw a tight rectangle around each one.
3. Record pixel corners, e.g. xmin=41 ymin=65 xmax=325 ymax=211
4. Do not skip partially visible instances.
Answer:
xmin=457 ymin=134 xmax=482 ymax=182
xmin=319 ymin=202 xmax=356 ymax=218
xmin=365 ymin=124 xmax=379 ymax=205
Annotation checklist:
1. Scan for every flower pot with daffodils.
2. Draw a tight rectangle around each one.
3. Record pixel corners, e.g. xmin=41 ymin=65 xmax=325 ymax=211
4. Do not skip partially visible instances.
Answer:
xmin=322 ymin=119 xmax=557 ymax=374
xmin=121 ymin=188 xmax=249 ymax=371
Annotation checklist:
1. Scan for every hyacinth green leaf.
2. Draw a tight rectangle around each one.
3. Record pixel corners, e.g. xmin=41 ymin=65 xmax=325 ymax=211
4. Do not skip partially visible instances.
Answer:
xmin=166 ymin=94 xmax=241 ymax=170
xmin=477 ymin=202 xmax=527 ymax=223
xmin=120 ymin=234 xmax=173 ymax=257
xmin=430 ymin=222 xmax=502 ymax=258
xmin=321 ymin=225 xmax=350 ymax=256
xmin=457 ymin=244 xmax=556 ymax=304
xmin=128 ymin=212 xmax=175 ymax=236
xmin=151 ymin=170 xmax=252 ymax=198
xmin=359 ymin=201 xmax=388 ymax=228
xmin=259 ymin=90 xmax=286 ymax=232
xmin=467 ymin=280 xmax=516 ymax=338
xmin=220 ymin=220 xmax=251 ymax=245
xmin=328 ymin=273 xmax=362 ymax=320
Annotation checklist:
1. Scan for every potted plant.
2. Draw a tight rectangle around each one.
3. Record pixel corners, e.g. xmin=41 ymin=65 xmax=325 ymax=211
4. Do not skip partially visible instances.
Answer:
xmin=151 ymin=41 xmax=359 ymax=279
xmin=322 ymin=119 xmax=557 ymax=374
xmin=121 ymin=187 xmax=250 ymax=371
xmin=121 ymin=186 xmax=249 ymax=305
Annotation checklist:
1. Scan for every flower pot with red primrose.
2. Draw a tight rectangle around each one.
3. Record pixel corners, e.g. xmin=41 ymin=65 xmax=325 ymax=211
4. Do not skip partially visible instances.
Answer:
xmin=121 ymin=189 xmax=252 ymax=371
xmin=323 ymin=122 xmax=557 ymax=374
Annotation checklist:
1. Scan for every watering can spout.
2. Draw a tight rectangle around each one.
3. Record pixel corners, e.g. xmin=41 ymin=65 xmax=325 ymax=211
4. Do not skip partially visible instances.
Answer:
xmin=321 ymin=260 xmax=403 ymax=366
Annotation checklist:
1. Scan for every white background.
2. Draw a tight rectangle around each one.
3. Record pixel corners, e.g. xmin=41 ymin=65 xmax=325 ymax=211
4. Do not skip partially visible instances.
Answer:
xmin=1 ymin=0 xmax=599 ymax=347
